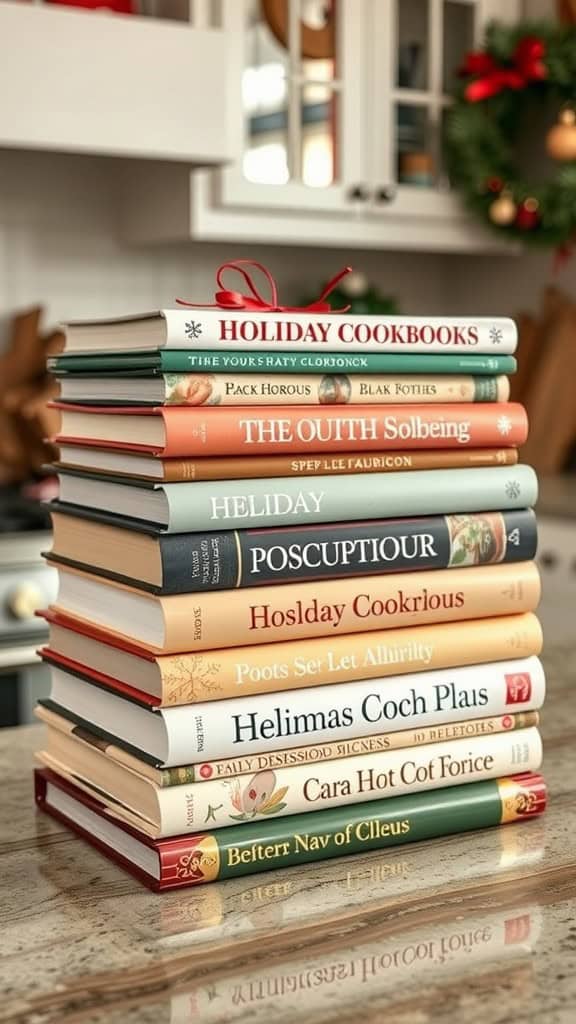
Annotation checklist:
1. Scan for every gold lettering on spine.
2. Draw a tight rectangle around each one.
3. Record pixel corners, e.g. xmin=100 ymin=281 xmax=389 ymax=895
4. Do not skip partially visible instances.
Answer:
xmin=234 ymin=530 xmax=243 ymax=589
xmin=498 ymin=777 xmax=545 ymax=823
xmin=176 ymin=835 xmax=220 ymax=882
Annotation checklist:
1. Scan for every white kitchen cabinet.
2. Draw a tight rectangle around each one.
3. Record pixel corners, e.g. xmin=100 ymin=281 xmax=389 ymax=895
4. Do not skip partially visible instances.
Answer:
xmin=0 ymin=2 xmax=232 ymax=164
xmin=121 ymin=0 xmax=521 ymax=250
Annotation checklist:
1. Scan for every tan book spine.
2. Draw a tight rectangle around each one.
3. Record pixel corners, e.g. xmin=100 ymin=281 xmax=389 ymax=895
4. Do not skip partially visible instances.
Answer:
xmin=159 ymin=446 xmax=519 ymax=482
xmin=154 ymin=611 xmax=542 ymax=704
xmin=162 ymin=373 xmax=510 ymax=407
xmin=35 ymin=705 xmax=540 ymax=786
xmin=54 ymin=562 xmax=540 ymax=655
xmin=153 ymin=561 xmax=540 ymax=653
xmin=163 ymin=711 xmax=540 ymax=782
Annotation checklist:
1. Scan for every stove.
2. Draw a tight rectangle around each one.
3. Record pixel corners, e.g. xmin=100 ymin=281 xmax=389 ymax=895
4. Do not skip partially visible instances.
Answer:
xmin=0 ymin=487 xmax=57 ymax=726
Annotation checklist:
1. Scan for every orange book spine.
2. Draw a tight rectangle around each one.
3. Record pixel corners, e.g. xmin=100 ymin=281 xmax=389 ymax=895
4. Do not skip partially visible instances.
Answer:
xmin=155 ymin=611 xmax=542 ymax=702
xmin=159 ymin=403 xmax=527 ymax=457
xmin=52 ymin=562 xmax=540 ymax=654
xmin=161 ymin=561 xmax=540 ymax=651
xmin=158 ymin=447 xmax=519 ymax=482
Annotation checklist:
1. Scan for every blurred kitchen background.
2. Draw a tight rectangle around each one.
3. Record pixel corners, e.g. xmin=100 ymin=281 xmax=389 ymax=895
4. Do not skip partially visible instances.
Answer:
xmin=0 ymin=0 xmax=573 ymax=725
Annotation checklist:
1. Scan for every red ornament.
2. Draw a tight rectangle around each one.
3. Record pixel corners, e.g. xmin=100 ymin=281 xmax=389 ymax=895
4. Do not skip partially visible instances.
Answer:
xmin=486 ymin=176 xmax=504 ymax=193
xmin=515 ymin=199 xmax=540 ymax=230
xmin=46 ymin=0 xmax=135 ymax=10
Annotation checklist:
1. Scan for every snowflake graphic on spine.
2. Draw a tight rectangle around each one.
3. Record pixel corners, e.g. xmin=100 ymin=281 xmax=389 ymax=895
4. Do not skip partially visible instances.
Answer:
xmin=489 ymin=326 xmax=504 ymax=345
xmin=496 ymin=415 xmax=512 ymax=436
xmin=505 ymin=480 xmax=521 ymax=500
xmin=184 ymin=320 xmax=203 ymax=340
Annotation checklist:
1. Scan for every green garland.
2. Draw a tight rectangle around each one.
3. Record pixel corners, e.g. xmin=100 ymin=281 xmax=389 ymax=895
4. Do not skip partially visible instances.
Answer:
xmin=445 ymin=21 xmax=576 ymax=247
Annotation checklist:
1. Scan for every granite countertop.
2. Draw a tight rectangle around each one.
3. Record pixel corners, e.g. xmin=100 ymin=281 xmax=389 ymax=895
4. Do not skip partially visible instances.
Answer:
xmin=1 ymin=648 xmax=575 ymax=1024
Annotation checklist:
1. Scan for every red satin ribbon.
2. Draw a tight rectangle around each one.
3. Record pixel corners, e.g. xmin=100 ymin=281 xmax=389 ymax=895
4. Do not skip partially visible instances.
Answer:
xmin=461 ymin=36 xmax=547 ymax=103
xmin=176 ymin=259 xmax=352 ymax=313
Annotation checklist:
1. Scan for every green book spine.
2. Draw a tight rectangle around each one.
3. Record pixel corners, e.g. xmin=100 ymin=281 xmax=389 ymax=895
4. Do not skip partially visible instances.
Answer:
xmin=36 ymin=770 xmax=546 ymax=890
xmin=51 ymin=351 xmax=518 ymax=375
xmin=159 ymin=774 xmax=546 ymax=888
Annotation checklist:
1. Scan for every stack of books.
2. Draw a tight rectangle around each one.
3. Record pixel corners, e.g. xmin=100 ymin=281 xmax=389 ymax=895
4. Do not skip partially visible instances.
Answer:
xmin=34 ymin=293 xmax=546 ymax=890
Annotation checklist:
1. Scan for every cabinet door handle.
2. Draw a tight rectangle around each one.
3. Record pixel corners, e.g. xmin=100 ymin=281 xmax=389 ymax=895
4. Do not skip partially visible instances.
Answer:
xmin=375 ymin=185 xmax=396 ymax=203
xmin=347 ymin=184 xmax=370 ymax=201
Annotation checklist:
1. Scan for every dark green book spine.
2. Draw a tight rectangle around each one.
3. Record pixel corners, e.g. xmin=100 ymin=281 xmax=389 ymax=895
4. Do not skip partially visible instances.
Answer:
xmin=51 ymin=351 xmax=518 ymax=375
xmin=160 ymin=774 xmax=546 ymax=888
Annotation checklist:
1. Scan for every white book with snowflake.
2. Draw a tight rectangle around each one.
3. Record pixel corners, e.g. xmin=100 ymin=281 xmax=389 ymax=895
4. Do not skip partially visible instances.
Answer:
xmin=60 ymin=311 xmax=517 ymax=355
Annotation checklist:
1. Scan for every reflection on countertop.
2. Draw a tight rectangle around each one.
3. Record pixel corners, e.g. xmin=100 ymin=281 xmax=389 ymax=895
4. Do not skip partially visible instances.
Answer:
xmin=1 ymin=647 xmax=576 ymax=1024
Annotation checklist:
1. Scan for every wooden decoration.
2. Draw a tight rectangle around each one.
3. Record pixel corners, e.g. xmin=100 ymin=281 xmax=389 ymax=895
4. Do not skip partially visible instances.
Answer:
xmin=521 ymin=287 xmax=576 ymax=474
xmin=261 ymin=0 xmax=335 ymax=59
xmin=556 ymin=0 xmax=576 ymax=24
xmin=0 ymin=308 xmax=63 ymax=485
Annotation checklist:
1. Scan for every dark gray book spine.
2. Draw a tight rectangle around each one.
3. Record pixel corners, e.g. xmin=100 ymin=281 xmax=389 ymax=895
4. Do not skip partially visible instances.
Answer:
xmin=159 ymin=509 xmax=536 ymax=593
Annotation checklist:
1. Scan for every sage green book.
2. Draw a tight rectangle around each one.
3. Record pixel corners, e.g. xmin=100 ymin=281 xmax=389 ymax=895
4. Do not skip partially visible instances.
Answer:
xmin=54 ymin=463 xmax=538 ymax=532
xmin=36 ymin=769 xmax=546 ymax=890
xmin=49 ymin=350 xmax=517 ymax=375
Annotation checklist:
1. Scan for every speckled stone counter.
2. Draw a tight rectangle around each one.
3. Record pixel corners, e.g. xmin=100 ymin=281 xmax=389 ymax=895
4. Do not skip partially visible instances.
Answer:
xmin=1 ymin=648 xmax=575 ymax=1024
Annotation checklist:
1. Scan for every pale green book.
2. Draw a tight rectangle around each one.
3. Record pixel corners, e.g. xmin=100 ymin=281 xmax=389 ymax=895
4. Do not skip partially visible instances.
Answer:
xmin=53 ymin=464 xmax=537 ymax=533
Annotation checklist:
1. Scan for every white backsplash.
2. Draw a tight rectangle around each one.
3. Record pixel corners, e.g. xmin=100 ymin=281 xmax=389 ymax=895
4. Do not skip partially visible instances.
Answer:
xmin=0 ymin=150 xmax=455 ymax=349
xmin=1 ymin=147 xmax=571 ymax=350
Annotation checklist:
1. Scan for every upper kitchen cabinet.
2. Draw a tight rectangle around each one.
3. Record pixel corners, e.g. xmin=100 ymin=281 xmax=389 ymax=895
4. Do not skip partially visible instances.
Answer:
xmin=121 ymin=0 xmax=521 ymax=250
xmin=0 ymin=1 xmax=232 ymax=164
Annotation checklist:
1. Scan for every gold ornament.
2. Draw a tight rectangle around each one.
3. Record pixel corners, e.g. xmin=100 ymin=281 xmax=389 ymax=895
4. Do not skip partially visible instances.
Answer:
xmin=489 ymin=192 xmax=517 ymax=226
xmin=546 ymin=108 xmax=576 ymax=161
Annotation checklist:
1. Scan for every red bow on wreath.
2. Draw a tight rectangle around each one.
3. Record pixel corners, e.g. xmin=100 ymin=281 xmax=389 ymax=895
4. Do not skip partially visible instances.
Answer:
xmin=177 ymin=259 xmax=352 ymax=313
xmin=460 ymin=35 xmax=547 ymax=102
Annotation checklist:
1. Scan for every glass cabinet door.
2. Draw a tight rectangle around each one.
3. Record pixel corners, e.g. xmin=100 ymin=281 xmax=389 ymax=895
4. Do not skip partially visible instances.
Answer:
xmin=218 ymin=0 xmax=368 ymax=212
xmin=370 ymin=0 xmax=477 ymax=214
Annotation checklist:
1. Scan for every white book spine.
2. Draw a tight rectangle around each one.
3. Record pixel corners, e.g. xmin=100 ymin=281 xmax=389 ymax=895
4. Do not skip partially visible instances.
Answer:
xmin=161 ymin=310 xmax=518 ymax=355
xmin=157 ymin=727 xmax=542 ymax=835
xmin=163 ymin=656 xmax=545 ymax=765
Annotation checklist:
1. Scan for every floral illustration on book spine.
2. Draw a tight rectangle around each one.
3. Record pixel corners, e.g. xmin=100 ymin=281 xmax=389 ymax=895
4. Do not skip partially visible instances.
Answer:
xmin=217 ymin=771 xmax=289 ymax=823
xmin=164 ymin=373 xmax=354 ymax=405
xmin=165 ymin=374 xmax=221 ymax=406
xmin=447 ymin=512 xmax=506 ymax=567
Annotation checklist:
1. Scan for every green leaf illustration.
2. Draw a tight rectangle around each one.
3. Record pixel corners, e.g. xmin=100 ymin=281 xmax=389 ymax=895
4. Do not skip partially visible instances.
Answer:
xmin=450 ymin=547 xmax=468 ymax=565
xmin=259 ymin=803 xmax=288 ymax=815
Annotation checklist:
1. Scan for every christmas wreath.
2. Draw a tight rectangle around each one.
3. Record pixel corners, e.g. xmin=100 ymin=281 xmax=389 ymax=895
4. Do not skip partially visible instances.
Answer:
xmin=445 ymin=21 xmax=576 ymax=247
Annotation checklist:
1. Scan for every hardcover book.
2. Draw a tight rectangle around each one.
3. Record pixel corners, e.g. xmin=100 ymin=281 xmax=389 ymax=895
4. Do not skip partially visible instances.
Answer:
xmin=35 ymin=768 xmax=547 ymax=890
xmin=40 ymin=609 xmax=543 ymax=705
xmin=53 ymin=445 xmax=520 ymax=482
xmin=47 ymin=560 xmax=542 ymax=652
xmin=37 ymin=726 xmax=543 ymax=836
xmin=36 ymin=703 xmax=540 ymax=786
xmin=56 ymin=372 xmax=510 ymax=407
xmin=40 ymin=655 xmax=545 ymax=766
xmin=52 ymin=402 xmax=528 ymax=456
xmin=51 ymin=464 xmax=538 ymax=532
xmin=60 ymin=311 xmax=518 ymax=355
xmin=47 ymin=508 xmax=537 ymax=594
xmin=50 ymin=351 xmax=519 ymax=375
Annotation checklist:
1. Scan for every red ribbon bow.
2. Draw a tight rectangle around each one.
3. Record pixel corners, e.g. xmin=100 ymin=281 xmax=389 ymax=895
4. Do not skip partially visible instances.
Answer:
xmin=461 ymin=36 xmax=547 ymax=103
xmin=177 ymin=259 xmax=352 ymax=313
